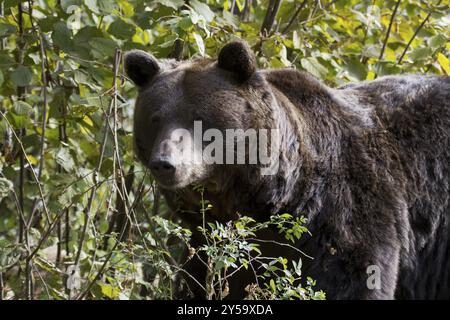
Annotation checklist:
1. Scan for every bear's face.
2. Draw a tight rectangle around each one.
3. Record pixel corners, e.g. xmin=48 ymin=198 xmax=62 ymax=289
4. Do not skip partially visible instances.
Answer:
xmin=125 ymin=42 xmax=276 ymax=191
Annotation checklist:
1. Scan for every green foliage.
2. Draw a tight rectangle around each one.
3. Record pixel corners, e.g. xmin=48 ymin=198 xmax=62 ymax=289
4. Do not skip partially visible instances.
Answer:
xmin=0 ymin=0 xmax=448 ymax=300
xmin=196 ymin=213 xmax=323 ymax=300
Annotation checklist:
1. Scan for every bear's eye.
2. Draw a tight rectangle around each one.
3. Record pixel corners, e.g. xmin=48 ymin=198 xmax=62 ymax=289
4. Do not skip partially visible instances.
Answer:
xmin=135 ymin=138 xmax=145 ymax=149
xmin=135 ymin=139 xmax=148 ymax=161
xmin=150 ymin=115 xmax=160 ymax=124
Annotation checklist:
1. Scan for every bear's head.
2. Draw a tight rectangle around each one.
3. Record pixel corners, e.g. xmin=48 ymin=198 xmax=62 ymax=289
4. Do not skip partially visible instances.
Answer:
xmin=125 ymin=41 xmax=281 ymax=195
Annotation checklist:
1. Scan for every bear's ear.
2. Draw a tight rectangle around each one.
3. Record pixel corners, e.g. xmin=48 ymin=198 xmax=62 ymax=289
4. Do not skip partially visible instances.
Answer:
xmin=124 ymin=50 xmax=160 ymax=87
xmin=218 ymin=41 xmax=256 ymax=81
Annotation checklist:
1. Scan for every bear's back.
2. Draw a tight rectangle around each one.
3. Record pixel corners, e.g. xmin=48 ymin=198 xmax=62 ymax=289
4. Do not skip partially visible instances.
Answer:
xmin=343 ymin=75 xmax=450 ymax=299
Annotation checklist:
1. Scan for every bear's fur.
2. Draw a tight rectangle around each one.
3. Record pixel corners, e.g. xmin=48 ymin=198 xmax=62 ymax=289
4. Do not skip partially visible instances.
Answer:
xmin=125 ymin=41 xmax=450 ymax=299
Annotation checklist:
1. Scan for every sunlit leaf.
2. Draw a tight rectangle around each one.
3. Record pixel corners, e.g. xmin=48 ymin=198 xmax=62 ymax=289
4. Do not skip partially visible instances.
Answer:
xmin=193 ymin=32 xmax=205 ymax=57
xmin=190 ymin=0 xmax=215 ymax=22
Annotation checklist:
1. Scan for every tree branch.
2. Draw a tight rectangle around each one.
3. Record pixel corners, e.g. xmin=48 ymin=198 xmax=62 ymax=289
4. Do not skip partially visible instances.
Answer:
xmin=261 ymin=0 xmax=283 ymax=36
xmin=378 ymin=0 xmax=402 ymax=61
xmin=397 ymin=0 xmax=442 ymax=64
xmin=282 ymin=0 xmax=308 ymax=34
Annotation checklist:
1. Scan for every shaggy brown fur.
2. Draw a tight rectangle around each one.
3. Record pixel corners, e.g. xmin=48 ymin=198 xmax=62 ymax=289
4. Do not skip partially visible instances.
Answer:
xmin=125 ymin=41 xmax=450 ymax=299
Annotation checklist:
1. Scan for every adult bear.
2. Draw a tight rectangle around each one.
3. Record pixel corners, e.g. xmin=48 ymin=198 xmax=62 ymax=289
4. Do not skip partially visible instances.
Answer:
xmin=125 ymin=41 xmax=450 ymax=300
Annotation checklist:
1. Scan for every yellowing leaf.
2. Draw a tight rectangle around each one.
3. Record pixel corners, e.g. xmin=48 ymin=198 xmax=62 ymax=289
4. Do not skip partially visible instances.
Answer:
xmin=384 ymin=47 xmax=396 ymax=62
xmin=100 ymin=283 xmax=120 ymax=299
xmin=26 ymin=155 xmax=38 ymax=165
xmin=437 ymin=53 xmax=450 ymax=74
xmin=83 ymin=115 xmax=94 ymax=127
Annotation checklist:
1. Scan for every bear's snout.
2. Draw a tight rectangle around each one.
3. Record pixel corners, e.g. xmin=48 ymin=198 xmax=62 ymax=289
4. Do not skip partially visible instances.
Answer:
xmin=149 ymin=138 xmax=180 ymax=185
xmin=150 ymin=157 xmax=176 ymax=178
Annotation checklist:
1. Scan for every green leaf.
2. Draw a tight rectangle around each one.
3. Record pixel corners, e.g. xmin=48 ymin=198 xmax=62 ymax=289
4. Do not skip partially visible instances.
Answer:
xmin=89 ymin=37 xmax=117 ymax=57
xmin=0 ymin=240 xmax=24 ymax=272
xmin=8 ymin=113 xmax=30 ymax=129
xmin=84 ymin=0 xmax=100 ymax=14
xmin=0 ymin=70 xmax=4 ymax=87
xmin=269 ymin=279 xmax=276 ymax=292
xmin=193 ymin=32 xmax=205 ymax=57
xmin=97 ymin=0 xmax=118 ymax=14
xmin=52 ymin=22 xmax=73 ymax=52
xmin=61 ymin=0 xmax=82 ymax=13
xmin=56 ymin=147 xmax=75 ymax=172
xmin=429 ymin=34 xmax=447 ymax=48
xmin=13 ymin=101 xmax=33 ymax=116
xmin=0 ymin=177 xmax=13 ymax=200
xmin=190 ymin=0 xmax=215 ymax=22
xmin=345 ymin=58 xmax=368 ymax=81
xmin=155 ymin=0 xmax=184 ymax=9
xmin=376 ymin=61 xmax=401 ymax=76
xmin=178 ymin=17 xmax=193 ymax=31
xmin=300 ymin=57 xmax=328 ymax=79
xmin=0 ymin=53 xmax=15 ymax=67
xmin=0 ymin=23 xmax=17 ymax=38
xmin=409 ymin=47 xmax=432 ymax=62
xmin=108 ymin=19 xmax=136 ymax=39
xmin=11 ymin=66 xmax=33 ymax=87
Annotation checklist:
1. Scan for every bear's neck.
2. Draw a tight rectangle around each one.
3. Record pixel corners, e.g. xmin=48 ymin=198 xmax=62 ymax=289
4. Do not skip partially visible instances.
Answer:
xmin=248 ymin=69 xmax=365 ymax=221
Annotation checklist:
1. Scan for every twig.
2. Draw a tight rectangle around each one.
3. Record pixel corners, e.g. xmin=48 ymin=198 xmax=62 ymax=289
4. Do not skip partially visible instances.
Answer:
xmin=76 ymin=216 xmax=129 ymax=300
xmin=397 ymin=0 xmax=442 ymax=64
xmin=113 ymin=165 xmax=135 ymax=241
xmin=378 ymin=0 xmax=402 ymax=61
xmin=0 ymin=272 xmax=4 ymax=300
xmin=25 ymin=176 xmax=117 ymax=262
xmin=0 ymin=112 xmax=52 ymax=223
xmin=261 ymin=0 xmax=283 ymax=36
xmin=282 ymin=0 xmax=308 ymax=34
xmin=27 ymin=4 xmax=51 ymax=231
xmin=73 ymin=49 xmax=122 ymax=267
xmin=247 ymin=238 xmax=314 ymax=259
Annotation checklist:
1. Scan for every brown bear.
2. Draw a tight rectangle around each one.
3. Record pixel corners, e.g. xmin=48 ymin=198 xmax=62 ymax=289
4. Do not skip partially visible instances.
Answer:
xmin=125 ymin=41 xmax=450 ymax=299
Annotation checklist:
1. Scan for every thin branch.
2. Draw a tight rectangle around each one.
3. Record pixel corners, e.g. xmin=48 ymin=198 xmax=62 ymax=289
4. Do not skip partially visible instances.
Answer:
xmin=27 ymin=4 xmax=51 ymax=229
xmin=378 ymin=0 xmax=402 ymax=61
xmin=0 ymin=272 xmax=3 ymax=300
xmin=73 ymin=50 xmax=122 ymax=267
xmin=247 ymin=238 xmax=314 ymax=259
xmin=397 ymin=0 xmax=442 ymax=64
xmin=261 ymin=0 xmax=283 ymax=36
xmin=25 ymin=175 xmax=117 ymax=262
xmin=0 ymin=113 xmax=52 ymax=224
xmin=76 ymin=216 xmax=129 ymax=300
xmin=282 ymin=0 xmax=308 ymax=34
xmin=113 ymin=165 xmax=135 ymax=242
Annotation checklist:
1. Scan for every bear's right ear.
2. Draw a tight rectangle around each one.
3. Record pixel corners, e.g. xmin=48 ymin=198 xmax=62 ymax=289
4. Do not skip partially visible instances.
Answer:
xmin=124 ymin=50 xmax=160 ymax=87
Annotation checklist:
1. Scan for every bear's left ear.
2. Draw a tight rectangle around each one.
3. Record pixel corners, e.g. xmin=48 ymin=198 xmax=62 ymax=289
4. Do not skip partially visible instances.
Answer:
xmin=218 ymin=41 xmax=256 ymax=81
xmin=124 ymin=50 xmax=160 ymax=87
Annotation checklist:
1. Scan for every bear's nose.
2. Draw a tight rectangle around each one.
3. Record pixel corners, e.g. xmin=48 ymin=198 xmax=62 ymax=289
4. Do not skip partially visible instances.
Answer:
xmin=150 ymin=159 xmax=175 ymax=174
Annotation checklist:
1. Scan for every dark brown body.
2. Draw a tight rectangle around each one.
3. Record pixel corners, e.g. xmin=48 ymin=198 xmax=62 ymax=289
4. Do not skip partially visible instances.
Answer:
xmin=125 ymin=42 xmax=450 ymax=299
